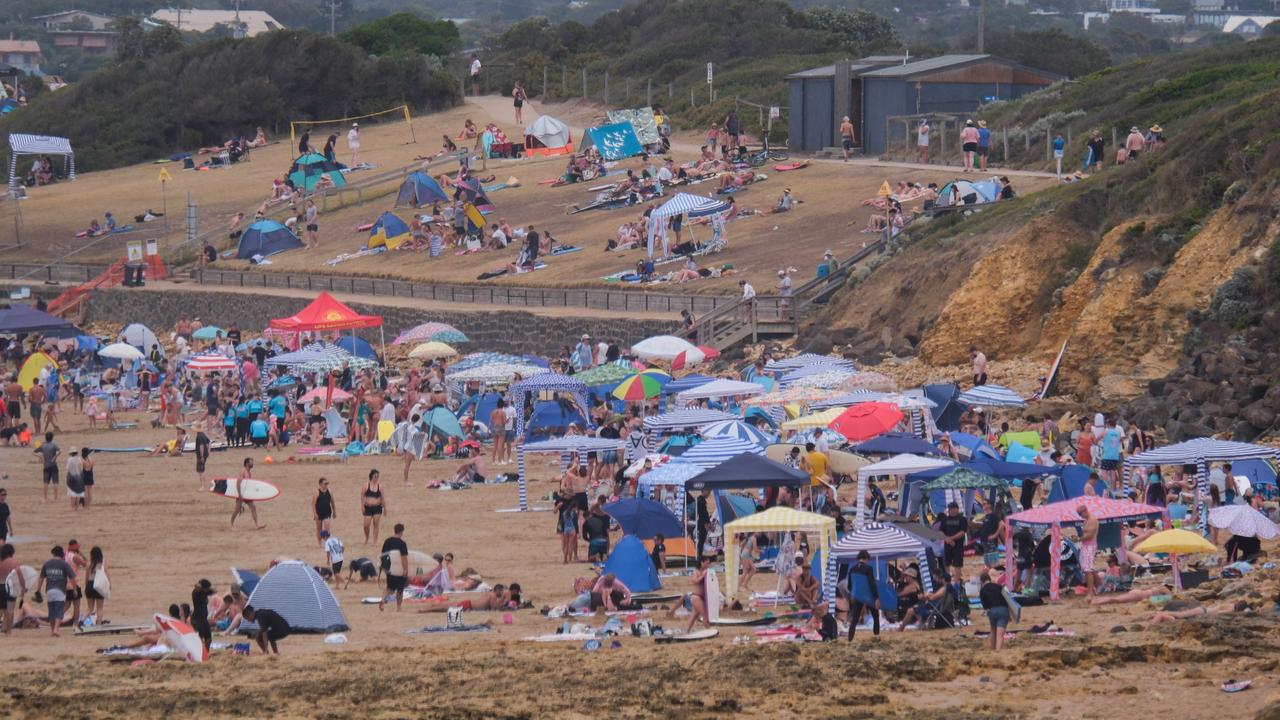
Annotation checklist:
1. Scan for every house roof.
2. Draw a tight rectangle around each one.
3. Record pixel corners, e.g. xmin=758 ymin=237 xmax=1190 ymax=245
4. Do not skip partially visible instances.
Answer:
xmin=859 ymin=54 xmax=991 ymax=77
xmin=0 ymin=41 xmax=41 ymax=54
xmin=149 ymin=9 xmax=284 ymax=36
xmin=786 ymin=62 xmax=877 ymax=79
xmin=32 ymin=10 xmax=115 ymax=20
xmin=1223 ymin=15 xmax=1280 ymax=31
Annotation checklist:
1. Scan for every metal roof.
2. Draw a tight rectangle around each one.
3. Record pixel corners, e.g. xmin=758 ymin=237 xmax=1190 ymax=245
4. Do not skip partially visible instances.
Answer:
xmin=859 ymin=54 xmax=991 ymax=78
xmin=786 ymin=62 xmax=876 ymax=79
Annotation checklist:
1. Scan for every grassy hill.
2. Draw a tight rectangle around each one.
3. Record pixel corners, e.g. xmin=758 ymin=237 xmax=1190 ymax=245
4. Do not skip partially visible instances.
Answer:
xmin=802 ymin=37 xmax=1280 ymax=439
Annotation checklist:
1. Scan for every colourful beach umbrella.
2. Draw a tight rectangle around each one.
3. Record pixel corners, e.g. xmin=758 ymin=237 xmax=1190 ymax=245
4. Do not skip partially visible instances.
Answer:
xmin=613 ymin=372 xmax=666 ymax=401
xmin=828 ymin=402 xmax=904 ymax=443
xmin=394 ymin=322 xmax=469 ymax=345
xmin=1133 ymin=529 xmax=1217 ymax=556
xmin=408 ymin=341 xmax=458 ymax=360
xmin=672 ymin=345 xmax=720 ymax=371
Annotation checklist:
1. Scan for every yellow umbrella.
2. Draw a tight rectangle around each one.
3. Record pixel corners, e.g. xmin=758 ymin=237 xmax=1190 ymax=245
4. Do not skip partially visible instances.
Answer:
xmin=1133 ymin=529 xmax=1216 ymax=555
xmin=408 ymin=341 xmax=457 ymax=360
xmin=780 ymin=407 xmax=843 ymax=430
xmin=1133 ymin=529 xmax=1217 ymax=592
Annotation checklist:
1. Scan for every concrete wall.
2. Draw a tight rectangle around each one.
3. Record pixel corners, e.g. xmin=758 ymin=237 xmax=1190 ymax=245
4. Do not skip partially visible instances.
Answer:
xmin=86 ymin=288 xmax=677 ymax=356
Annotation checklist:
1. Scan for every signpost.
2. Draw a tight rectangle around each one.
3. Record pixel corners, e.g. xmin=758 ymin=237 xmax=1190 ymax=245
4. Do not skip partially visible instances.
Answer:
xmin=706 ymin=62 xmax=713 ymax=104
xmin=158 ymin=167 xmax=173 ymax=236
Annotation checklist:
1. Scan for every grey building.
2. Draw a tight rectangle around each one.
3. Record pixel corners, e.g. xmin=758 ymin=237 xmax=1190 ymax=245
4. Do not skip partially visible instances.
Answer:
xmin=787 ymin=54 xmax=1060 ymax=155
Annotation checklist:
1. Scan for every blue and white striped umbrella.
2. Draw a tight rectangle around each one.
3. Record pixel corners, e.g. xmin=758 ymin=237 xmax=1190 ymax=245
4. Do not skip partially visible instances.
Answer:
xmin=450 ymin=352 xmax=529 ymax=372
xmin=764 ymin=353 xmax=856 ymax=373
xmin=295 ymin=342 xmax=379 ymax=373
xmin=779 ymin=364 xmax=853 ymax=386
xmin=831 ymin=522 xmax=927 ymax=560
xmin=956 ymin=383 xmax=1026 ymax=408
xmin=699 ymin=420 xmax=775 ymax=447
xmin=809 ymin=390 xmax=892 ymax=410
xmin=678 ymin=437 xmax=765 ymax=469
xmin=1127 ymin=438 xmax=1280 ymax=465
xmin=642 ymin=408 xmax=736 ymax=432
xmin=789 ymin=428 xmax=848 ymax=447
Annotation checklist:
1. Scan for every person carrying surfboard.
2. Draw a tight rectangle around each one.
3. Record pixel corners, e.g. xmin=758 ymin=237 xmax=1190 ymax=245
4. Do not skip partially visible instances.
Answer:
xmin=230 ymin=458 xmax=265 ymax=530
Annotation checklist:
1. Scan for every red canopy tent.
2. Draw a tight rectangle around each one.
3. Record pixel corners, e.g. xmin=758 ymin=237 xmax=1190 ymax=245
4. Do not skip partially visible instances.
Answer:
xmin=269 ymin=292 xmax=385 ymax=357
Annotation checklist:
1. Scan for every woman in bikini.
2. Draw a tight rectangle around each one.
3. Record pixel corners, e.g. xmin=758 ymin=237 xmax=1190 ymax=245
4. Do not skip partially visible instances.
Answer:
xmin=361 ymin=469 xmax=386 ymax=546
xmin=686 ymin=556 xmax=712 ymax=633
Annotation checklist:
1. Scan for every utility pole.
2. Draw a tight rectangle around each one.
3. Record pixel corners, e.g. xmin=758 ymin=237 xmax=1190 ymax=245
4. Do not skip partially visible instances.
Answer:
xmin=326 ymin=0 xmax=340 ymax=36
xmin=977 ymin=0 xmax=985 ymax=53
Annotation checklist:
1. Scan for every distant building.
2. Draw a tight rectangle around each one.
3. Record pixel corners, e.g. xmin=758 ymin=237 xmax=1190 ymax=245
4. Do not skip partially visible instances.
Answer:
xmin=0 ymin=40 xmax=43 ymax=75
xmin=49 ymin=29 xmax=118 ymax=54
xmin=32 ymin=10 xmax=116 ymax=30
xmin=1192 ymin=0 xmax=1225 ymax=10
xmin=1222 ymin=15 xmax=1280 ymax=32
xmin=1193 ymin=11 xmax=1233 ymax=26
xmin=787 ymin=54 xmax=1060 ymax=155
xmin=148 ymin=9 xmax=284 ymax=37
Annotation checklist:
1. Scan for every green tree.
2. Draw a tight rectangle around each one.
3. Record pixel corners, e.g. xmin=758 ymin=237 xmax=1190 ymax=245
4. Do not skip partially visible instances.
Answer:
xmin=796 ymin=6 xmax=902 ymax=54
xmin=113 ymin=16 xmax=184 ymax=63
xmin=986 ymin=28 xmax=1111 ymax=77
xmin=339 ymin=12 xmax=460 ymax=56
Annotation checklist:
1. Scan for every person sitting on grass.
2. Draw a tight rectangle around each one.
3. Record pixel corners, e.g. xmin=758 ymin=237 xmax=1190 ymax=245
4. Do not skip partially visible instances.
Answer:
xmin=717 ymin=169 xmax=757 ymax=192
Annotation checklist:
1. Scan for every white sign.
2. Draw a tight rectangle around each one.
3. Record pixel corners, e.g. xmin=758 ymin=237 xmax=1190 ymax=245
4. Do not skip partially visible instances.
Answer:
xmin=126 ymin=241 xmax=144 ymax=263
xmin=145 ymin=239 xmax=159 ymax=256
xmin=706 ymin=62 xmax=713 ymax=84
xmin=769 ymin=106 xmax=780 ymax=120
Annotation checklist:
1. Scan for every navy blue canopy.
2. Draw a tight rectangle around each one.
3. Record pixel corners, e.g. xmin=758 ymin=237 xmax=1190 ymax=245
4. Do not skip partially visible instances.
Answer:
xmin=0 ymin=305 xmax=80 ymax=337
xmin=686 ymin=452 xmax=809 ymax=491
xmin=853 ymin=432 xmax=941 ymax=456
xmin=924 ymin=383 xmax=964 ymax=431
xmin=907 ymin=458 xmax=1062 ymax=481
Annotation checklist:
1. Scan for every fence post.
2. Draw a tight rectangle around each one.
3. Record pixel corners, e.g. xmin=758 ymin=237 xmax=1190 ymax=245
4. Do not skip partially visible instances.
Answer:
xmin=542 ymin=65 xmax=548 ymax=99
xmin=647 ymin=78 xmax=652 ymax=106
xmin=1067 ymin=127 xmax=1072 ymax=146
xmin=1003 ymin=126 xmax=1009 ymax=162
xmin=1046 ymin=128 xmax=1052 ymax=161
xmin=1024 ymin=131 xmax=1030 ymax=152
xmin=604 ymin=70 xmax=609 ymax=104
xmin=1111 ymin=126 xmax=1118 ymax=153
xmin=562 ymin=66 xmax=566 ymax=95
xmin=582 ymin=67 xmax=587 ymax=99
xmin=625 ymin=76 xmax=630 ymax=104
xmin=691 ymin=85 xmax=695 ymax=108
xmin=668 ymin=82 xmax=673 ymax=99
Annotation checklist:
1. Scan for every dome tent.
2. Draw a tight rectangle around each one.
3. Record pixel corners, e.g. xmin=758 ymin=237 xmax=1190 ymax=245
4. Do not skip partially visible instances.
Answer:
xmin=239 ymin=561 xmax=348 ymax=634
xmin=236 ymin=220 xmax=303 ymax=260
xmin=288 ymin=152 xmax=346 ymax=192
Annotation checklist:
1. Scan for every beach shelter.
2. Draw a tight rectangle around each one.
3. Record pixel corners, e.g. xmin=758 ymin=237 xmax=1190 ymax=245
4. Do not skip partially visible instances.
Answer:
xmin=1125 ymin=438 xmax=1280 ymax=534
xmin=514 ymin=435 xmax=625 ymax=511
xmin=764 ymin=353 xmax=856 ymax=374
xmin=923 ymin=383 xmax=965 ymax=431
xmin=119 ymin=323 xmax=160 ymax=353
xmin=856 ymin=454 xmax=955 ymax=525
xmin=240 ymin=561 xmax=348 ymax=633
xmin=526 ymin=399 xmax=588 ymax=441
xmin=17 ymin=351 xmax=56 ymax=391
xmin=578 ymin=122 xmax=642 ymax=161
xmin=699 ymin=420 xmax=775 ymax=448
xmin=607 ymin=107 xmax=661 ymax=145
xmin=509 ymin=373 xmax=590 ymax=437
xmin=270 ymin=292 xmax=383 ymax=332
xmin=394 ymin=322 xmax=468 ymax=345
xmin=421 ymin=406 xmax=464 ymax=439
xmin=288 ymin=152 xmax=346 ymax=192
xmin=637 ymin=462 xmax=706 ymax=519
xmin=854 ymin=433 xmax=941 ymax=456
xmin=0 ymin=305 xmax=79 ymax=337
xmin=940 ymin=179 xmax=993 ymax=207
xmin=674 ymin=378 xmax=764 ymax=405
xmin=603 ymin=498 xmax=683 ymax=539
xmin=523 ymin=115 xmax=573 ymax=156
xmin=642 ymin=408 xmax=736 ymax=433
xmin=367 ymin=212 xmax=411 ymax=251
xmin=724 ymin=507 xmax=836 ymax=601
xmin=335 ymin=335 xmax=379 ymax=361
xmin=678 ymin=438 xmax=765 ymax=469
xmin=645 ymin=193 xmax=734 ymax=258
xmin=1006 ymin=496 xmax=1166 ymax=599
xmin=832 ymin=522 xmax=935 ymax=592
xmin=396 ymin=171 xmax=449 ymax=207
xmin=686 ymin=452 xmax=810 ymax=492
xmin=957 ymin=383 xmax=1026 ymax=408
xmin=602 ymin=535 xmax=661 ymax=592
xmin=236 ymin=220 xmax=302 ymax=260
xmin=8 ymin=133 xmax=75 ymax=194
xmin=454 ymin=179 xmax=496 ymax=214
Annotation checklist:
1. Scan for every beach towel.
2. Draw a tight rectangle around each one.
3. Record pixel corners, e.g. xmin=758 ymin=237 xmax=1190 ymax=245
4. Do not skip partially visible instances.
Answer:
xmin=408 ymin=624 xmax=492 ymax=633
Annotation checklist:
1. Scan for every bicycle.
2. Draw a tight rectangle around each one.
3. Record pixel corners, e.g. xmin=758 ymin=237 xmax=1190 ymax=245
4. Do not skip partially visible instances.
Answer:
xmin=747 ymin=135 xmax=789 ymax=167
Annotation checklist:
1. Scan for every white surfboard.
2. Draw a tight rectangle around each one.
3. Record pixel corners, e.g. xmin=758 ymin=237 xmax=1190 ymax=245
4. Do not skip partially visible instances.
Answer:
xmin=706 ymin=568 xmax=724 ymax=622
xmin=4 ymin=565 xmax=37 ymax=597
xmin=655 ymin=628 xmax=719 ymax=643
xmin=209 ymin=477 xmax=280 ymax=501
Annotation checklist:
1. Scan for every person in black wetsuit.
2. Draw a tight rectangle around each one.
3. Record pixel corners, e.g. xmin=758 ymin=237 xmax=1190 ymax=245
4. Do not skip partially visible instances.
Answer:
xmin=313 ymin=477 xmax=335 ymax=545
xmin=695 ymin=489 xmax=711 ymax=560
xmin=191 ymin=578 xmax=215 ymax=650
xmin=846 ymin=550 xmax=879 ymax=641
xmin=243 ymin=605 xmax=290 ymax=654
xmin=194 ymin=422 xmax=211 ymax=484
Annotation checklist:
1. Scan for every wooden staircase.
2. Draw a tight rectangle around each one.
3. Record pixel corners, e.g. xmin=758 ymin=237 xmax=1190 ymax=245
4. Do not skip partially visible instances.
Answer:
xmin=47 ymin=255 xmax=168 ymax=325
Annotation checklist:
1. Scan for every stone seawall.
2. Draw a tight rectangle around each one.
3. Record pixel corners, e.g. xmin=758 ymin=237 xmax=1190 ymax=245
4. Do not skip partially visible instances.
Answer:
xmin=87 ymin=288 xmax=677 ymax=356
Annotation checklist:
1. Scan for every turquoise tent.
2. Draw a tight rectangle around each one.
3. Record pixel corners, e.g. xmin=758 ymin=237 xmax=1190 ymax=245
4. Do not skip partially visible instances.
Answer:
xmin=579 ymin=122 xmax=643 ymax=160
xmin=396 ymin=171 xmax=449 ymax=207
xmin=236 ymin=220 xmax=303 ymax=259
xmin=288 ymin=152 xmax=346 ymax=192
xmin=602 ymin=535 xmax=661 ymax=592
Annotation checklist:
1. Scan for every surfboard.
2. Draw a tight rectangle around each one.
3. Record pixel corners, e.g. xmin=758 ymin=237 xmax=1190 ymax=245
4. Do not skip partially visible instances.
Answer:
xmin=75 ymin=623 xmax=152 ymax=636
xmin=655 ymin=628 xmax=719 ymax=643
xmin=712 ymin=616 xmax=774 ymax=626
xmin=774 ymin=161 xmax=808 ymax=171
xmin=706 ymin=568 xmax=724 ymax=622
xmin=209 ymin=478 xmax=280 ymax=502
xmin=765 ymin=444 xmax=870 ymax=475
xmin=182 ymin=440 xmax=228 ymax=453
xmin=631 ymin=592 xmax=681 ymax=604
xmin=5 ymin=565 xmax=37 ymax=597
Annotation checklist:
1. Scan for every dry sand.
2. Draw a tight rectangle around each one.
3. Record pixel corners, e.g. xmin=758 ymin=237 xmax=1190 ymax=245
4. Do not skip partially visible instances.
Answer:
xmin=1 ymin=406 xmax=1277 ymax=719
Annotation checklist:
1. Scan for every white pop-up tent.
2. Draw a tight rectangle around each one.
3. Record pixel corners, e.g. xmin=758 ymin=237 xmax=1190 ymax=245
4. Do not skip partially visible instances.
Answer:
xmin=8 ymin=133 xmax=75 ymax=194
xmin=523 ymin=115 xmax=572 ymax=156
xmin=855 ymin=453 xmax=954 ymax=526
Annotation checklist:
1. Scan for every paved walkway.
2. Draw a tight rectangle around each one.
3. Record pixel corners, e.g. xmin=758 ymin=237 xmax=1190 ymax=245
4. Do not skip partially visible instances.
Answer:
xmin=139 ymin=280 xmax=682 ymax=321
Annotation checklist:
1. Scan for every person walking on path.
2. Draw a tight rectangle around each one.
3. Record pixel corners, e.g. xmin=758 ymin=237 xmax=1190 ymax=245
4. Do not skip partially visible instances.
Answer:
xmin=512 ymin=82 xmax=526 ymax=124
xmin=917 ymin=119 xmax=930 ymax=164
xmin=839 ymin=116 xmax=855 ymax=161
xmin=470 ymin=54 xmax=482 ymax=96
xmin=231 ymin=457 xmax=265 ymax=530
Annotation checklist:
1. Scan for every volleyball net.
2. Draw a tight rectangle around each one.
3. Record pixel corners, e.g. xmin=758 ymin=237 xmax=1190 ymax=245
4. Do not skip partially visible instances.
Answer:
xmin=289 ymin=104 xmax=416 ymax=150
